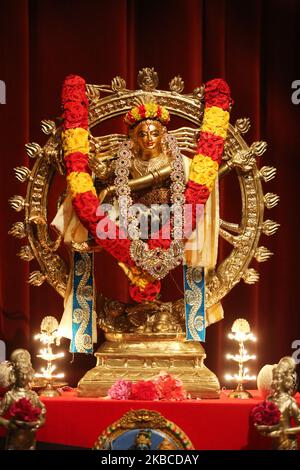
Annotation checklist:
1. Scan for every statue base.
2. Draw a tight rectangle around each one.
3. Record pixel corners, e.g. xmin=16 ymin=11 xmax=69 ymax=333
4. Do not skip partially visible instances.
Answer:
xmin=77 ymin=333 xmax=220 ymax=398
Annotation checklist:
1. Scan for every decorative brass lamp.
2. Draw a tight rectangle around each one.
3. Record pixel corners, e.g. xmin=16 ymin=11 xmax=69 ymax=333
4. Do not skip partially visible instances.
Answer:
xmin=34 ymin=316 xmax=65 ymax=397
xmin=225 ymin=318 xmax=256 ymax=398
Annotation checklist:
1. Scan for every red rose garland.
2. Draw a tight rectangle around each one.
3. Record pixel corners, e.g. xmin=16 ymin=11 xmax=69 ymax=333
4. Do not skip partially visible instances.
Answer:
xmin=61 ymin=75 xmax=231 ymax=302
xmin=62 ymin=75 xmax=133 ymax=267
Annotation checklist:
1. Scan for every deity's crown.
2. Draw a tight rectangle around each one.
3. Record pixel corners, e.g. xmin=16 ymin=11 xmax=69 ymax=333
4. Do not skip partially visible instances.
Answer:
xmin=124 ymin=101 xmax=170 ymax=127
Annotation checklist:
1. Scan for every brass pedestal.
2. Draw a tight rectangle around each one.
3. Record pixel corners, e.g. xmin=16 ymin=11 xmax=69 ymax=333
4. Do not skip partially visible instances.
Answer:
xmin=77 ymin=333 xmax=220 ymax=398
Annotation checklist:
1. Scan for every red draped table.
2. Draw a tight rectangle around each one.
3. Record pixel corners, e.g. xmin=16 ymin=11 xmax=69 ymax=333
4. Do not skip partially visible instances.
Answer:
xmin=1 ymin=390 xmax=300 ymax=449
xmin=2 ymin=390 xmax=294 ymax=450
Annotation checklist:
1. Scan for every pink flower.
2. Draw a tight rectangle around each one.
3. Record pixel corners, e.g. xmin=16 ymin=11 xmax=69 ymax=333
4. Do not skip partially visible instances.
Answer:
xmin=107 ymin=379 xmax=133 ymax=400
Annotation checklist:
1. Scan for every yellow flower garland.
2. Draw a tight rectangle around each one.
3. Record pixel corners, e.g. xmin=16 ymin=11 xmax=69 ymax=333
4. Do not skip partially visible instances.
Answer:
xmin=67 ymin=172 xmax=97 ymax=199
xmin=188 ymin=155 xmax=219 ymax=191
xmin=201 ymin=106 xmax=229 ymax=139
xmin=62 ymin=128 xmax=89 ymax=155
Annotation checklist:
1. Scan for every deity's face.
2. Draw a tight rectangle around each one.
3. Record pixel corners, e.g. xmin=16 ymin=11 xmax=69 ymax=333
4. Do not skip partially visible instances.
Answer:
xmin=135 ymin=434 xmax=151 ymax=447
xmin=131 ymin=120 xmax=165 ymax=159
xmin=15 ymin=364 xmax=34 ymax=387
xmin=10 ymin=349 xmax=34 ymax=387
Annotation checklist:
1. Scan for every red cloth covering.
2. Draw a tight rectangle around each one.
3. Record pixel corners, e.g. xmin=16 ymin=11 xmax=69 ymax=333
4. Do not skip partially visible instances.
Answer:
xmin=1 ymin=390 xmax=298 ymax=449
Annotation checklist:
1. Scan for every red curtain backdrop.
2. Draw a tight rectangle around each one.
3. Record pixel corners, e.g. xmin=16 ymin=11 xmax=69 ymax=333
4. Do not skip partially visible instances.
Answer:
xmin=0 ymin=0 xmax=300 ymax=386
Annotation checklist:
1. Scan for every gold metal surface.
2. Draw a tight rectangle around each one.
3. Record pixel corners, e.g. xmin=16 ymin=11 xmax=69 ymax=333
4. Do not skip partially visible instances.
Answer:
xmin=25 ymin=142 xmax=43 ymax=159
xmin=9 ymin=195 xmax=25 ymax=212
xmin=8 ymin=221 xmax=27 ymax=239
xmin=169 ymin=75 xmax=185 ymax=93
xmin=9 ymin=69 xmax=278 ymax=306
xmin=14 ymin=166 xmax=32 ymax=183
xmin=41 ymin=119 xmax=56 ymax=135
xmin=78 ymin=333 xmax=220 ymax=399
xmin=9 ymin=69 xmax=278 ymax=397
xmin=0 ymin=349 xmax=46 ymax=450
xmin=255 ymin=357 xmax=300 ymax=450
xmin=28 ymin=270 xmax=46 ymax=287
xmin=228 ymin=383 xmax=253 ymax=399
xmin=17 ymin=245 xmax=34 ymax=262
xmin=37 ymin=378 xmax=61 ymax=398
xmin=254 ymin=246 xmax=273 ymax=262
xmin=97 ymin=297 xmax=185 ymax=334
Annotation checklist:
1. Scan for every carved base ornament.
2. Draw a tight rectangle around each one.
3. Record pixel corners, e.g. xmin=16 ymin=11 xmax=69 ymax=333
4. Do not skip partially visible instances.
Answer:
xmin=9 ymin=68 xmax=278 ymax=398
xmin=93 ymin=409 xmax=194 ymax=450
xmin=78 ymin=333 xmax=220 ymax=399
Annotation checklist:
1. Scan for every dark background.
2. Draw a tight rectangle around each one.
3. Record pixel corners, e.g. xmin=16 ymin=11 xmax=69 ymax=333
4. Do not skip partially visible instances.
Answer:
xmin=0 ymin=0 xmax=300 ymax=387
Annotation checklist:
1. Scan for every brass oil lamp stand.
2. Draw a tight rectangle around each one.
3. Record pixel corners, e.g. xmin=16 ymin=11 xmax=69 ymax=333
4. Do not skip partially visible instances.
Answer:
xmin=225 ymin=319 xmax=257 ymax=399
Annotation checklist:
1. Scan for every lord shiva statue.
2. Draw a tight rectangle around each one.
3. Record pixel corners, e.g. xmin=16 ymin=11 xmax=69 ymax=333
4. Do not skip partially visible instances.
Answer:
xmin=9 ymin=68 xmax=278 ymax=397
